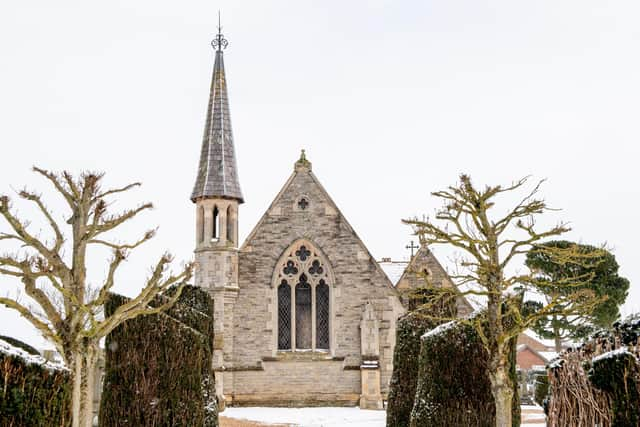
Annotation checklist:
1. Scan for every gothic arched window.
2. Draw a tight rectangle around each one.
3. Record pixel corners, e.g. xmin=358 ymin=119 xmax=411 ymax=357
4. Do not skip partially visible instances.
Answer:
xmin=275 ymin=241 xmax=332 ymax=352
xmin=277 ymin=280 xmax=291 ymax=350
xmin=316 ymin=280 xmax=329 ymax=349
xmin=226 ymin=205 xmax=234 ymax=244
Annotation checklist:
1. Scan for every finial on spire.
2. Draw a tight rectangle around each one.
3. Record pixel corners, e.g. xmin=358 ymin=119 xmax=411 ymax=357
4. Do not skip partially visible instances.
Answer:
xmin=211 ymin=10 xmax=229 ymax=51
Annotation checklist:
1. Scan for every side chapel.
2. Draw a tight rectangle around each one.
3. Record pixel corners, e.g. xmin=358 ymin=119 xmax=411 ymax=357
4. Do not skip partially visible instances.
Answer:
xmin=190 ymin=28 xmax=471 ymax=409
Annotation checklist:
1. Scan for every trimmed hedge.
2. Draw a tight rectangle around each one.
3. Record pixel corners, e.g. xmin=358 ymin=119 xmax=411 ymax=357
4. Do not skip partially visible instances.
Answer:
xmin=410 ymin=320 xmax=520 ymax=427
xmin=0 ymin=335 xmax=40 ymax=355
xmin=0 ymin=337 xmax=71 ymax=427
xmin=386 ymin=289 xmax=457 ymax=427
xmin=588 ymin=350 xmax=639 ymax=427
xmin=99 ymin=285 xmax=217 ymax=427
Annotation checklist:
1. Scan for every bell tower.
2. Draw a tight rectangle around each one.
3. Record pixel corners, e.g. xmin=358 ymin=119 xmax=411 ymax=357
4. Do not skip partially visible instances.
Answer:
xmin=190 ymin=20 xmax=242 ymax=410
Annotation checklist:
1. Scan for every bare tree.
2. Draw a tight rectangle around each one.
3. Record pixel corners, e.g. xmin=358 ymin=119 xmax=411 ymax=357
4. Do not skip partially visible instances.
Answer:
xmin=0 ymin=167 xmax=193 ymax=427
xmin=404 ymin=174 xmax=601 ymax=427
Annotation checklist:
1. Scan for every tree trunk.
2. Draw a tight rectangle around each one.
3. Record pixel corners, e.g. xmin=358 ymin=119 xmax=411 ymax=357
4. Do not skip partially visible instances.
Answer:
xmin=552 ymin=316 xmax=562 ymax=352
xmin=71 ymin=339 xmax=99 ymax=427
xmin=489 ymin=360 xmax=514 ymax=427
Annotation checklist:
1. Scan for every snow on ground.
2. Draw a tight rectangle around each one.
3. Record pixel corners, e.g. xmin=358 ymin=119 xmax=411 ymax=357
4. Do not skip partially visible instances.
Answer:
xmin=521 ymin=405 xmax=546 ymax=426
xmin=223 ymin=405 xmax=546 ymax=426
xmin=222 ymin=407 xmax=386 ymax=427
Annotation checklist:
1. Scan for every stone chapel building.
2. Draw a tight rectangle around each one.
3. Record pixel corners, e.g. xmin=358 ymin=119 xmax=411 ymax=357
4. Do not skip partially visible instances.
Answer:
xmin=190 ymin=30 xmax=471 ymax=410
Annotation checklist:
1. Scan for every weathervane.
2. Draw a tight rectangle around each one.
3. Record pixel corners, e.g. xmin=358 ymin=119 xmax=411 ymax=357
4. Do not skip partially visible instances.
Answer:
xmin=211 ymin=11 xmax=229 ymax=51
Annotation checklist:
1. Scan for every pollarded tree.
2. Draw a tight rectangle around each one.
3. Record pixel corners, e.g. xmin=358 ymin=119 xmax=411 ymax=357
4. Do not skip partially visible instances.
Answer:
xmin=0 ymin=167 xmax=193 ymax=427
xmin=525 ymin=240 xmax=630 ymax=351
xmin=404 ymin=175 xmax=602 ymax=427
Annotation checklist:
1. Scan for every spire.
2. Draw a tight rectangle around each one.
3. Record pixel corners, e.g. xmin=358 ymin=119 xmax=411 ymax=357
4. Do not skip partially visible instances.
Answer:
xmin=191 ymin=17 xmax=243 ymax=203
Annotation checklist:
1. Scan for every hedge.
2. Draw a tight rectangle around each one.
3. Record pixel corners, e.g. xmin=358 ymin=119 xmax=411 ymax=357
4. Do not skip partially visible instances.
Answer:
xmin=99 ymin=285 xmax=217 ymax=427
xmin=547 ymin=314 xmax=640 ymax=427
xmin=386 ymin=288 xmax=457 ymax=427
xmin=588 ymin=349 xmax=639 ymax=426
xmin=0 ymin=337 xmax=71 ymax=427
xmin=409 ymin=318 xmax=520 ymax=427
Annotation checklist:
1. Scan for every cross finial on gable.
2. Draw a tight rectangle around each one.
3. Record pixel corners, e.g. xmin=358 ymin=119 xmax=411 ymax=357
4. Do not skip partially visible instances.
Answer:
xmin=406 ymin=240 xmax=419 ymax=258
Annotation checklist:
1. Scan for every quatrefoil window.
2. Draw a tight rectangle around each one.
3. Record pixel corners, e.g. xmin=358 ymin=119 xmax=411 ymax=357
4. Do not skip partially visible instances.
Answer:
xmin=295 ymin=246 xmax=311 ymax=261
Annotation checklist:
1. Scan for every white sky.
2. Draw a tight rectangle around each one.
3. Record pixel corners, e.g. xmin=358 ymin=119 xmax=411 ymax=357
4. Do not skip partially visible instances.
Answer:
xmin=1 ymin=0 xmax=638 ymax=349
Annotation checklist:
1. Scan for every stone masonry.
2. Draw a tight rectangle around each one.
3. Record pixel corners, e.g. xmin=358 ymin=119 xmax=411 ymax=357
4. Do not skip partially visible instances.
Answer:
xmin=227 ymin=157 xmax=405 ymax=407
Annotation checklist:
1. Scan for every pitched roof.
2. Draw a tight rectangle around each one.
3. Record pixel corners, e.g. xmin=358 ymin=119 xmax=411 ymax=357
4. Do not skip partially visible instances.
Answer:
xmin=191 ymin=39 xmax=243 ymax=203
xmin=378 ymin=261 xmax=408 ymax=286
xmin=240 ymin=152 xmax=399 ymax=295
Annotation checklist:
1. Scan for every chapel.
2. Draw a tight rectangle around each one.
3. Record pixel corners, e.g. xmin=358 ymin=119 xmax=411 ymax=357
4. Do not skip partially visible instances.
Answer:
xmin=190 ymin=28 xmax=471 ymax=410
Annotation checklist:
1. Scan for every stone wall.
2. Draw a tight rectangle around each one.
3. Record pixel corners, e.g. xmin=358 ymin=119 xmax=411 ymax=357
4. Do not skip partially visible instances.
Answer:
xmin=230 ymin=160 xmax=404 ymax=406
xmin=227 ymin=358 xmax=360 ymax=406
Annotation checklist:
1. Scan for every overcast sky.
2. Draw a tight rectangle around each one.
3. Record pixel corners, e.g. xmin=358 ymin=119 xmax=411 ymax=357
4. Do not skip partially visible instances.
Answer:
xmin=1 ymin=0 xmax=639 ymax=348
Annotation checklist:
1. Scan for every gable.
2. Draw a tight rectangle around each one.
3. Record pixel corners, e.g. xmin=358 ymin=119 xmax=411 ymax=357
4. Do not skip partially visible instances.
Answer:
xmin=240 ymin=159 xmax=397 ymax=293
xmin=395 ymin=246 xmax=474 ymax=315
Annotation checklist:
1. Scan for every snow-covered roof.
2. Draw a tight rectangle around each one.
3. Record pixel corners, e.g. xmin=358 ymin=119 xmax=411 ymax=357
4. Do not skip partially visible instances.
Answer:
xmin=0 ymin=338 xmax=67 ymax=372
xmin=522 ymin=328 xmax=560 ymax=350
xmin=538 ymin=351 xmax=559 ymax=362
xmin=378 ymin=260 xmax=408 ymax=286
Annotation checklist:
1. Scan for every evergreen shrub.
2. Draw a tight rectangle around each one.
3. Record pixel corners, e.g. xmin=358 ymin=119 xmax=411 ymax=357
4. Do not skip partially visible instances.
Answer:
xmin=409 ymin=318 xmax=520 ymax=427
xmin=0 ymin=337 xmax=71 ymax=427
xmin=386 ymin=288 xmax=457 ymax=427
xmin=588 ymin=350 xmax=639 ymax=427
xmin=99 ymin=285 xmax=217 ymax=427
xmin=533 ymin=372 xmax=549 ymax=407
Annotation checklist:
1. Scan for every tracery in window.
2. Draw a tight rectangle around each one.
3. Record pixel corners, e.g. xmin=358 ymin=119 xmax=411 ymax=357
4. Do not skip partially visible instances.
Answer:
xmin=275 ymin=241 xmax=332 ymax=351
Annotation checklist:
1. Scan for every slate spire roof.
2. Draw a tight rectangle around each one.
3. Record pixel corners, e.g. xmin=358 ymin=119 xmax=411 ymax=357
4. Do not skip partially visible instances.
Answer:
xmin=191 ymin=28 xmax=243 ymax=203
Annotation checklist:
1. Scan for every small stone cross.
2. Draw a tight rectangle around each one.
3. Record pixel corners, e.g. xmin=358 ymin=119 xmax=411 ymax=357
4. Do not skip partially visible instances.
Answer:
xmin=405 ymin=240 xmax=419 ymax=258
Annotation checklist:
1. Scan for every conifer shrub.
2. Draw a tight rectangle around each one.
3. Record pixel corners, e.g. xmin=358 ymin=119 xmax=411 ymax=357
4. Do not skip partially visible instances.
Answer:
xmin=99 ymin=285 xmax=217 ymax=427
xmin=0 ymin=337 xmax=71 ymax=427
xmin=386 ymin=288 xmax=457 ymax=427
xmin=533 ymin=372 xmax=550 ymax=407
xmin=409 ymin=317 xmax=520 ymax=427
xmin=588 ymin=349 xmax=639 ymax=427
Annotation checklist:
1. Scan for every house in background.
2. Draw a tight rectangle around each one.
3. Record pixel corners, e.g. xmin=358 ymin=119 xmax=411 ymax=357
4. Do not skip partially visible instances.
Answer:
xmin=516 ymin=330 xmax=562 ymax=402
